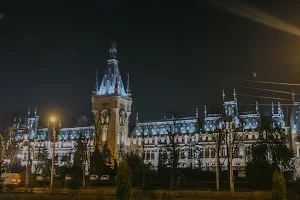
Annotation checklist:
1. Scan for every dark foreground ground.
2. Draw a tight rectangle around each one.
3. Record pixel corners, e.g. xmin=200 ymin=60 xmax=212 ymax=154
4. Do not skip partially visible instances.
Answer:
xmin=0 ymin=189 xmax=273 ymax=200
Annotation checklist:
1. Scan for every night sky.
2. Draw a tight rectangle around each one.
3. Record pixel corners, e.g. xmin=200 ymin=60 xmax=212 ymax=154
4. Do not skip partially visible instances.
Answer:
xmin=1 ymin=0 xmax=300 ymax=129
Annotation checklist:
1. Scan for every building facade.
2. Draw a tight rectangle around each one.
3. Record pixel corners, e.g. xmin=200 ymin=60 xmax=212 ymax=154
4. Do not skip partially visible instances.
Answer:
xmin=4 ymin=43 xmax=300 ymax=178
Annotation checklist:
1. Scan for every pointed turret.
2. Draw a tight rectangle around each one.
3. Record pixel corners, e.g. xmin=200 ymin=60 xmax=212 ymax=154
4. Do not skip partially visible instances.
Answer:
xmin=278 ymin=101 xmax=282 ymax=114
xmin=256 ymin=101 xmax=258 ymax=113
xmin=109 ymin=41 xmax=117 ymax=59
xmin=34 ymin=107 xmax=37 ymax=117
xmin=126 ymin=73 xmax=131 ymax=97
xmin=98 ymin=41 xmax=126 ymax=96
xmin=233 ymin=87 xmax=236 ymax=101
xmin=95 ymin=69 xmax=99 ymax=91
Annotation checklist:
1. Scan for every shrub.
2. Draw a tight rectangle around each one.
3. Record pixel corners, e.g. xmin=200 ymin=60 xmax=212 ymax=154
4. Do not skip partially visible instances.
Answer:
xmin=272 ymin=169 xmax=287 ymax=200
xmin=116 ymin=160 xmax=132 ymax=200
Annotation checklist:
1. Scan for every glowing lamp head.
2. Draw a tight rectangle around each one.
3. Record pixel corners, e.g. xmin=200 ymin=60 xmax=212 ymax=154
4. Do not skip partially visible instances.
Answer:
xmin=50 ymin=116 xmax=56 ymax=123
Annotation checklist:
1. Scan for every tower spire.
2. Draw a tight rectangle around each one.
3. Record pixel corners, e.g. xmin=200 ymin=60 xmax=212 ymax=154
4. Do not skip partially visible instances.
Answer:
xmin=292 ymin=88 xmax=295 ymax=103
xmin=256 ymin=101 xmax=258 ymax=113
xmin=109 ymin=41 xmax=117 ymax=59
xmin=28 ymin=108 xmax=30 ymax=118
xmin=204 ymin=105 xmax=207 ymax=117
xmin=272 ymin=102 xmax=274 ymax=115
xmin=233 ymin=87 xmax=236 ymax=101
xmin=196 ymin=108 xmax=199 ymax=118
xmin=95 ymin=69 xmax=99 ymax=91
xmin=222 ymin=90 xmax=225 ymax=102
xmin=34 ymin=107 xmax=37 ymax=117
xmin=126 ymin=73 xmax=131 ymax=96
xmin=278 ymin=101 xmax=281 ymax=114
xmin=136 ymin=112 xmax=139 ymax=122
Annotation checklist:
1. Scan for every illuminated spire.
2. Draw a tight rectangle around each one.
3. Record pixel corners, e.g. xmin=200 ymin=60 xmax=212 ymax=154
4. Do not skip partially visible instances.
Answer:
xmin=34 ymin=107 xmax=37 ymax=117
xmin=278 ymin=101 xmax=281 ymax=113
xmin=98 ymin=42 xmax=126 ymax=96
xmin=256 ymin=101 xmax=258 ymax=113
xmin=292 ymin=88 xmax=295 ymax=103
xmin=126 ymin=73 xmax=131 ymax=96
xmin=136 ymin=112 xmax=139 ymax=122
xmin=196 ymin=108 xmax=199 ymax=118
xmin=272 ymin=102 xmax=274 ymax=115
xmin=109 ymin=41 xmax=117 ymax=59
xmin=95 ymin=69 xmax=99 ymax=91
xmin=28 ymin=108 xmax=30 ymax=118
xmin=204 ymin=105 xmax=207 ymax=117
xmin=233 ymin=87 xmax=236 ymax=101
xmin=222 ymin=90 xmax=225 ymax=102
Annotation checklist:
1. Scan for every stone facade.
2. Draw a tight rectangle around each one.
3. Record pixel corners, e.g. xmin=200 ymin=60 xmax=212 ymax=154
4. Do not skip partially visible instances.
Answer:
xmin=3 ymin=42 xmax=300 ymax=177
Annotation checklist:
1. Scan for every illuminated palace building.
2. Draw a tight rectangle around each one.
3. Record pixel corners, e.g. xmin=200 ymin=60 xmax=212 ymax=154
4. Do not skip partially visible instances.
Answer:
xmin=7 ymin=42 xmax=300 ymax=177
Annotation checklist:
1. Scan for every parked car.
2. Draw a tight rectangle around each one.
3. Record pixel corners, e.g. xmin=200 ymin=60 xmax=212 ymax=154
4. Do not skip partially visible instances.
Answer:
xmin=89 ymin=175 xmax=99 ymax=181
xmin=65 ymin=174 xmax=74 ymax=181
xmin=1 ymin=173 xmax=21 ymax=189
xmin=100 ymin=175 xmax=109 ymax=182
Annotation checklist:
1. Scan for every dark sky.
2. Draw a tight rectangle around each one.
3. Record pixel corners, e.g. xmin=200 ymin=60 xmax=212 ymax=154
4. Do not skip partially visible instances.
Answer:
xmin=1 ymin=0 xmax=300 ymax=129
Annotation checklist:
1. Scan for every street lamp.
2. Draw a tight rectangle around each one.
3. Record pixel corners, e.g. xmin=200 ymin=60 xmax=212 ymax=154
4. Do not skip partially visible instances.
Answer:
xmin=50 ymin=116 xmax=56 ymax=189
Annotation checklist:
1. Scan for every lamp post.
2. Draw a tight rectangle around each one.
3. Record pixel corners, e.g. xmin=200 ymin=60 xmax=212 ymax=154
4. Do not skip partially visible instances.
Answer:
xmin=50 ymin=116 xmax=56 ymax=189
xmin=214 ymin=130 xmax=220 ymax=191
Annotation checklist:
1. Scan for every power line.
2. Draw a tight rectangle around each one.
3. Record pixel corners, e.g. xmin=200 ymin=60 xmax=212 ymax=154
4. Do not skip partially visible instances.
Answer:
xmin=239 ymin=86 xmax=299 ymax=95
xmin=220 ymin=76 xmax=300 ymax=86
xmin=238 ymin=93 xmax=290 ymax=101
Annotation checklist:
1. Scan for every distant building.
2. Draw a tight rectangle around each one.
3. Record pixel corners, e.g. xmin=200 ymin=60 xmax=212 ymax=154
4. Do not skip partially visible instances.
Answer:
xmin=5 ymin=42 xmax=300 ymax=178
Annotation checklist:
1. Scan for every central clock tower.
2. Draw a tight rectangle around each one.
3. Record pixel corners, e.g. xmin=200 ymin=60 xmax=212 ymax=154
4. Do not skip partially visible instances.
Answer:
xmin=91 ymin=41 xmax=132 ymax=164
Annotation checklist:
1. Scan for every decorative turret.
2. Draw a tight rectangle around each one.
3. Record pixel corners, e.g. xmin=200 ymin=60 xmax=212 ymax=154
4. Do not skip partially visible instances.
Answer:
xmin=278 ymin=101 xmax=282 ymax=115
xmin=34 ymin=107 xmax=37 ymax=117
xmin=97 ymin=41 xmax=127 ymax=97
xmin=256 ymin=101 xmax=258 ymax=113
xmin=109 ymin=41 xmax=117 ymax=59
xmin=126 ymin=73 xmax=131 ymax=97
xmin=95 ymin=70 xmax=99 ymax=91
xmin=233 ymin=87 xmax=236 ymax=101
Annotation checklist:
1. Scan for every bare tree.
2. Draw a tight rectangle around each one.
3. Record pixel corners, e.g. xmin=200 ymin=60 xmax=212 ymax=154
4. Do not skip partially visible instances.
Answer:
xmin=5 ymin=130 xmax=20 ymax=172
xmin=74 ymin=131 xmax=88 ymax=188
xmin=163 ymin=112 xmax=180 ymax=189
